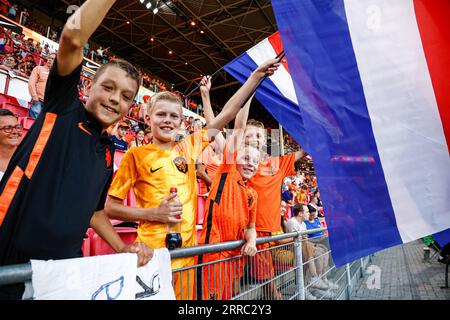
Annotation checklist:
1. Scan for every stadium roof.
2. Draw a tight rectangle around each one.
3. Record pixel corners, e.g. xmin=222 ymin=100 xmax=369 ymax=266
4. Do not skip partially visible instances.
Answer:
xmin=30 ymin=0 xmax=277 ymax=100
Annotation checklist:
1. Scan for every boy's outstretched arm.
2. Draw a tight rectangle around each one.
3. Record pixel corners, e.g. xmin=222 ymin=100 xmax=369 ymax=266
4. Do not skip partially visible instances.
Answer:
xmin=205 ymin=59 xmax=280 ymax=137
xmin=58 ymin=0 xmax=117 ymax=76
xmin=241 ymin=223 xmax=257 ymax=256
xmin=89 ymin=210 xmax=154 ymax=267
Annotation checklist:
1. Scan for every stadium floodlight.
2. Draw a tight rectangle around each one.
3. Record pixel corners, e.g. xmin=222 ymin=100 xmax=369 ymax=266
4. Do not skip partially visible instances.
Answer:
xmin=139 ymin=0 xmax=145 ymax=3
xmin=146 ymin=2 xmax=152 ymax=9
xmin=153 ymin=7 xmax=159 ymax=14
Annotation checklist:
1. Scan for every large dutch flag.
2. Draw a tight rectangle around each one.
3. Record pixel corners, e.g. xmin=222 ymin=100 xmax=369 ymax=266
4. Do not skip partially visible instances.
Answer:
xmin=225 ymin=0 xmax=450 ymax=266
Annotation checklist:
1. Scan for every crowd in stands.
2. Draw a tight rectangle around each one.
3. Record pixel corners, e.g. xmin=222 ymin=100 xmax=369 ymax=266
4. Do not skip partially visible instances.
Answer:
xmin=0 ymin=0 xmax=205 ymax=114
xmin=0 ymin=25 xmax=54 ymax=78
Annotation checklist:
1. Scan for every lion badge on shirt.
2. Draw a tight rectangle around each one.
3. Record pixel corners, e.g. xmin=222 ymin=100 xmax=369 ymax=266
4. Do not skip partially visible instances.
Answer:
xmin=173 ymin=156 xmax=188 ymax=174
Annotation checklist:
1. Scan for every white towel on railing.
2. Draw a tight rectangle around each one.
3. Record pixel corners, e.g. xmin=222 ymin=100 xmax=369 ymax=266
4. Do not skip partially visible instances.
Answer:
xmin=135 ymin=249 xmax=175 ymax=300
xmin=28 ymin=249 xmax=175 ymax=300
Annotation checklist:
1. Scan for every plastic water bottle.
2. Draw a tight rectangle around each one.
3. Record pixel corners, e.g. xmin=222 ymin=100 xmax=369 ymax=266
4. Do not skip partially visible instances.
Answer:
xmin=165 ymin=187 xmax=182 ymax=250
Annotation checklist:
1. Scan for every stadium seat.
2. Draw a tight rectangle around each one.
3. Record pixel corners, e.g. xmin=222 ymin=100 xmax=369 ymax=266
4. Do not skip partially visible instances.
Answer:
xmin=196 ymin=179 xmax=206 ymax=225
xmin=86 ymin=227 xmax=137 ymax=256
xmin=197 ymin=195 xmax=206 ymax=225
xmin=126 ymin=189 xmax=137 ymax=207
xmin=19 ymin=117 xmax=35 ymax=130
xmin=196 ymin=225 xmax=203 ymax=245
xmin=81 ymin=235 xmax=91 ymax=257
xmin=1 ymin=102 xmax=28 ymax=117
xmin=285 ymin=205 xmax=292 ymax=220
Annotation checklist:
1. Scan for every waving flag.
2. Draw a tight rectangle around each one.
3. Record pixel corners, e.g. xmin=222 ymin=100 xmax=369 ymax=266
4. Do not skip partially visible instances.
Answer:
xmin=270 ymin=0 xmax=450 ymax=266
xmin=224 ymin=32 xmax=309 ymax=150
xmin=227 ymin=0 xmax=450 ymax=266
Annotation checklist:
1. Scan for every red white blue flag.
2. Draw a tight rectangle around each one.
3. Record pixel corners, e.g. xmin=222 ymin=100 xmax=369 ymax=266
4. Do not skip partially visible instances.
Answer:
xmin=226 ymin=0 xmax=450 ymax=266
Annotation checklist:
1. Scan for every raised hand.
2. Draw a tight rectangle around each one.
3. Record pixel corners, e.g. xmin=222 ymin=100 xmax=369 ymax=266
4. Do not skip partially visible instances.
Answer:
xmin=253 ymin=58 xmax=281 ymax=79
xmin=199 ymin=75 xmax=212 ymax=94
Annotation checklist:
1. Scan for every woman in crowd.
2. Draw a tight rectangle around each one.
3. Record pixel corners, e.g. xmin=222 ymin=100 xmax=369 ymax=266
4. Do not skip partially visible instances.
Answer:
xmin=0 ymin=109 xmax=22 ymax=182
xmin=129 ymin=129 xmax=146 ymax=148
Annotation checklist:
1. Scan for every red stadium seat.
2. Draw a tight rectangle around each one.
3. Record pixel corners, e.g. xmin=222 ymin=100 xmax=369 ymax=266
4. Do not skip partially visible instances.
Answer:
xmin=86 ymin=227 xmax=137 ymax=256
xmin=19 ymin=117 xmax=35 ymax=130
xmin=196 ymin=225 xmax=203 ymax=245
xmin=285 ymin=205 xmax=292 ymax=220
xmin=126 ymin=189 xmax=137 ymax=207
xmin=197 ymin=195 xmax=206 ymax=225
xmin=81 ymin=235 xmax=90 ymax=257
xmin=196 ymin=180 xmax=206 ymax=225
xmin=1 ymin=102 xmax=28 ymax=117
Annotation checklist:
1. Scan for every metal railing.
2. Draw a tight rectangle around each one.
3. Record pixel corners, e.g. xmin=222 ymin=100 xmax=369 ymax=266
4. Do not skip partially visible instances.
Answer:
xmin=0 ymin=227 xmax=371 ymax=300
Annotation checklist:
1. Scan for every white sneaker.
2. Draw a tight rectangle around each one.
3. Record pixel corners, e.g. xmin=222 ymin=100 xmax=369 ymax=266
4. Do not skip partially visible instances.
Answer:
xmin=324 ymin=278 xmax=339 ymax=290
xmin=309 ymin=277 xmax=329 ymax=290
xmin=311 ymin=288 xmax=334 ymax=299
xmin=305 ymin=291 xmax=317 ymax=300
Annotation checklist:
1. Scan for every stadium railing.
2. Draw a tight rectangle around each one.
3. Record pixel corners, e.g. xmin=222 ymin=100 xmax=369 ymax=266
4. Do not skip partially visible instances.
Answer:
xmin=0 ymin=227 xmax=371 ymax=300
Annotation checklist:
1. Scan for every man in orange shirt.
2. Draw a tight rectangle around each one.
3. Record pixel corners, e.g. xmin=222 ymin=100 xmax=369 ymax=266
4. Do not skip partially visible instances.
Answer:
xmin=28 ymin=53 xmax=55 ymax=119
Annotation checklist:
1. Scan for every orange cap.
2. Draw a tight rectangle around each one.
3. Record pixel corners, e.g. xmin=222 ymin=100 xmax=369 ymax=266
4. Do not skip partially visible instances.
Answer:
xmin=170 ymin=187 xmax=177 ymax=193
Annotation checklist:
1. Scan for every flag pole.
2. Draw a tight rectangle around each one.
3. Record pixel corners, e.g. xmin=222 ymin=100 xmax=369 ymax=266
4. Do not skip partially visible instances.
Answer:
xmin=184 ymin=50 xmax=285 ymax=101
xmin=280 ymin=124 xmax=285 ymax=156
xmin=237 ymin=50 xmax=285 ymax=109
xmin=184 ymin=66 xmax=225 ymax=98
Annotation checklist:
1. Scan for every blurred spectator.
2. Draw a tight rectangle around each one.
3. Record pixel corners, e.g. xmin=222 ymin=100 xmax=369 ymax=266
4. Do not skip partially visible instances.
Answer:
xmin=143 ymin=128 xmax=152 ymax=144
xmin=0 ymin=1 xmax=11 ymax=15
xmin=0 ymin=54 xmax=26 ymax=77
xmin=83 ymin=42 xmax=89 ymax=57
xmin=49 ymin=30 xmax=57 ymax=42
xmin=192 ymin=118 xmax=203 ymax=132
xmin=41 ymin=44 xmax=51 ymax=58
xmin=27 ymin=53 xmax=55 ymax=119
xmin=19 ymin=7 xmax=29 ymax=25
xmin=309 ymin=190 xmax=324 ymax=217
xmin=285 ymin=204 xmax=332 ymax=298
xmin=186 ymin=116 xmax=194 ymax=134
xmin=296 ymin=184 xmax=309 ymax=204
xmin=8 ymin=3 xmax=17 ymax=21
xmin=129 ymin=129 xmax=145 ymax=148
xmin=0 ymin=109 xmax=22 ymax=182
xmin=110 ymin=121 xmax=129 ymax=152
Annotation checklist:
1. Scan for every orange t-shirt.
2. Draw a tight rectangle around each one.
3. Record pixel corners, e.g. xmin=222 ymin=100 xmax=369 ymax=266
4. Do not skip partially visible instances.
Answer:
xmin=197 ymin=144 xmax=222 ymax=194
xmin=248 ymin=153 xmax=296 ymax=233
xmin=198 ymin=152 xmax=257 ymax=246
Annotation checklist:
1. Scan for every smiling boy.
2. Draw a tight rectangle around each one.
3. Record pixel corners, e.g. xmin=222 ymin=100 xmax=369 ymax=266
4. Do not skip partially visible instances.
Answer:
xmin=0 ymin=0 xmax=153 ymax=299
xmin=197 ymin=142 xmax=260 ymax=300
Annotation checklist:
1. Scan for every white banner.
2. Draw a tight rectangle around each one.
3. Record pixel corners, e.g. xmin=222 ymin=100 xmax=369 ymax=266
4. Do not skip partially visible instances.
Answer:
xmin=26 ymin=249 xmax=175 ymax=300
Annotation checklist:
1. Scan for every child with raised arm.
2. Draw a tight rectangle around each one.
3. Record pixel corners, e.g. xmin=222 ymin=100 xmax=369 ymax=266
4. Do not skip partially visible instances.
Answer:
xmin=0 ymin=0 xmax=153 ymax=300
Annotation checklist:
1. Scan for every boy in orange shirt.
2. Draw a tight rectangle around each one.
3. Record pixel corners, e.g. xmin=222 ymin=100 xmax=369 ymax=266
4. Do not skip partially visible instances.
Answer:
xmin=197 ymin=143 xmax=259 ymax=300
